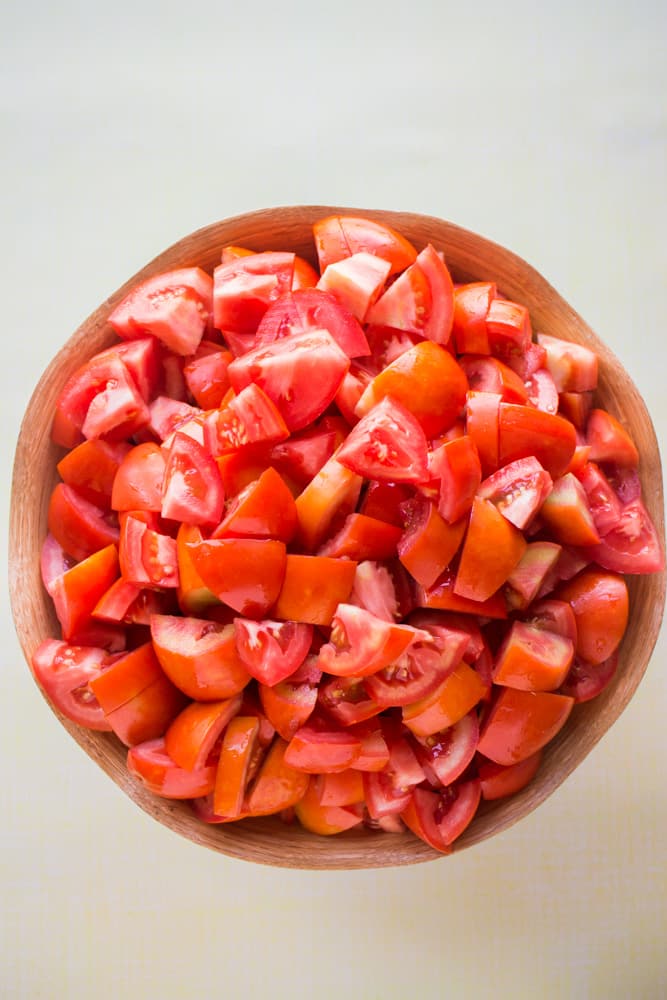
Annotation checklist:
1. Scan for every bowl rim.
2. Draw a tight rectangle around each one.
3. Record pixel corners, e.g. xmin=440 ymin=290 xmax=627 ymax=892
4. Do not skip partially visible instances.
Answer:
xmin=9 ymin=205 xmax=666 ymax=869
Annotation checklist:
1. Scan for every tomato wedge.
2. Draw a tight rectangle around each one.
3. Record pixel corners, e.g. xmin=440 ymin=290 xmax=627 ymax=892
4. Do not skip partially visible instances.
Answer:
xmin=336 ymin=396 xmax=429 ymax=484
xmin=313 ymin=215 xmax=418 ymax=276
xmin=31 ymin=640 xmax=112 ymax=731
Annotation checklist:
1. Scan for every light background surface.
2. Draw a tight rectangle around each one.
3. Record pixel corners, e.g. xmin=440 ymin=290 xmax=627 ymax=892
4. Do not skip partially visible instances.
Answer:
xmin=2 ymin=2 xmax=666 ymax=997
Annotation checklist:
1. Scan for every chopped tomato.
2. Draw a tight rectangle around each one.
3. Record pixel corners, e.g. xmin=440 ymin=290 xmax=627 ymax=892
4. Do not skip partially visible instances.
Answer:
xmin=161 ymin=432 xmax=225 ymax=526
xmin=51 ymin=543 xmax=120 ymax=641
xmin=128 ymin=737 xmax=216 ymax=799
xmin=367 ymin=244 xmax=454 ymax=345
xmin=429 ymin=436 xmax=482 ymax=524
xmin=317 ymin=251 xmax=391 ymax=322
xmin=186 ymin=537 xmax=286 ymax=617
xmin=401 ymin=780 xmax=481 ymax=853
xmin=318 ymin=605 xmax=427 ymax=678
xmin=213 ymin=252 xmax=294 ymax=334
xmin=111 ymin=443 xmax=166 ymax=512
xmin=477 ymin=688 xmax=574 ymax=765
xmin=336 ymin=396 xmax=429 ymax=484
xmin=452 ymin=282 xmax=495 ymax=354
xmin=398 ymin=498 xmax=466 ymax=588
xmin=498 ymin=403 xmax=576 ymax=479
xmin=256 ymin=287 xmax=370 ymax=358
xmin=109 ymin=267 xmax=213 ymax=356
xmin=317 ymin=512 xmax=402 ymax=561
xmin=556 ymin=569 xmax=629 ymax=666
xmin=313 ymin=215 xmax=417 ymax=276
xmin=234 ymin=619 xmax=313 ymax=685
xmin=584 ymin=497 xmax=664 ymax=574
xmin=273 ymin=554 xmax=357 ymax=626
xmin=454 ymin=497 xmax=527 ymax=603
xmin=477 ymin=457 xmax=553 ymax=530
xmin=58 ymin=439 xmax=130 ymax=507
xmin=402 ymin=662 xmax=487 ymax=736
xmin=284 ymin=723 xmax=361 ymax=774
xmin=150 ymin=614 xmax=251 ymax=700
xmin=165 ymin=695 xmax=243 ymax=771
xmin=586 ymin=408 xmax=639 ymax=468
xmin=48 ymin=483 xmax=119 ymax=562
xmin=31 ymin=639 xmax=112 ymax=730
xmin=212 ymin=466 xmax=297 ymax=543
xmin=492 ymin=621 xmax=574 ymax=692
xmin=478 ymin=750 xmax=542 ymax=801
xmin=245 ymin=737 xmax=310 ymax=816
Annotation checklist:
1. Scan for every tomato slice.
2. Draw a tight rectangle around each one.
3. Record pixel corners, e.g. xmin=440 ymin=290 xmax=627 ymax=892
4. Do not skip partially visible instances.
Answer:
xmin=150 ymin=614 xmax=251 ymax=700
xmin=213 ymin=716 xmax=261 ymax=818
xmin=294 ymin=455 xmax=363 ymax=551
xmin=30 ymin=639 xmax=112 ymax=730
xmin=273 ymin=554 xmax=358 ymax=626
xmin=318 ymin=675 xmax=383 ymax=727
xmin=258 ymin=678 xmax=319 ymax=741
xmin=398 ymin=498 xmax=466 ymax=589
xmin=212 ymin=466 xmax=297 ymax=543
xmin=452 ymin=282 xmax=495 ymax=354
xmin=317 ymin=251 xmax=391 ymax=322
xmin=477 ymin=750 xmax=543 ymax=801
xmin=477 ymin=457 xmax=553 ymax=530
xmin=109 ymin=267 xmax=213 ymax=355
xmin=459 ymin=354 xmax=528 ymax=404
xmin=207 ymin=383 xmax=290 ymax=455
xmin=402 ymin=662 xmax=487 ymax=736
xmin=255 ymin=287 xmax=370 ymax=358
xmin=417 ymin=569 xmax=508 ymax=620
xmin=401 ymin=780 xmax=481 ymax=852
xmin=363 ymin=638 xmax=453 ymax=709
xmin=586 ymin=408 xmax=640 ymax=468
xmin=477 ymin=688 xmax=574 ymax=765
xmin=485 ymin=297 xmax=531 ymax=359
xmin=317 ymin=512 xmax=402 ymax=561
xmin=336 ymin=396 xmax=429 ymax=484
xmin=51 ymin=544 xmax=120 ymax=641
xmin=186 ymin=537 xmax=287 ymax=616
xmin=119 ymin=515 xmax=179 ymax=589
xmin=183 ymin=344 xmax=232 ymax=409
xmin=318 ymin=605 xmax=427 ymax=678
xmin=48 ymin=483 xmax=119 ymax=563
xmin=127 ymin=737 xmax=217 ymax=799
xmin=294 ymin=777 xmax=363 ymax=834
xmin=465 ymin=391 xmax=501 ymax=476
xmin=537 ymin=333 xmax=598 ymax=392
xmin=539 ymin=473 xmax=600 ymax=546
xmin=585 ymin=498 xmax=665 ymax=574
xmin=228 ymin=329 xmax=350 ymax=432
xmin=161 ymin=431 xmax=225 ymax=526
xmin=213 ymin=252 xmax=295 ymax=334
xmin=57 ymin=439 xmax=130 ymax=508
xmin=498 ymin=403 xmax=576 ymax=479
xmin=492 ymin=622 xmax=574 ymax=692
xmin=355 ymin=341 xmax=468 ymax=438
xmin=111 ymin=443 xmax=166 ymax=512
xmin=165 ymin=695 xmax=243 ymax=771
xmin=560 ymin=652 xmax=619 ymax=703
xmin=284 ymin=722 xmax=361 ymax=774
xmin=556 ymin=569 xmax=629 ymax=666
xmin=454 ymin=497 xmax=527 ymax=603
xmin=366 ymin=244 xmax=454 ymax=345
xmin=269 ymin=422 xmax=341 ymax=490
xmin=245 ymin=737 xmax=310 ymax=816
xmin=233 ymin=619 xmax=313 ymax=685
xmin=414 ymin=710 xmax=479 ymax=788
xmin=430 ymin=436 xmax=482 ymax=524
xmin=313 ymin=215 xmax=418 ymax=276
xmin=505 ymin=542 xmax=562 ymax=610
xmin=315 ymin=768 xmax=365 ymax=807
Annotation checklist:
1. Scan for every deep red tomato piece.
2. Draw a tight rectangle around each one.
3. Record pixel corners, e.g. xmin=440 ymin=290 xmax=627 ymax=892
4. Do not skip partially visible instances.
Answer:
xmin=401 ymin=780 xmax=481 ymax=852
xmin=183 ymin=344 xmax=232 ymax=409
xmin=51 ymin=543 xmax=120 ymax=641
xmin=161 ymin=431 xmax=225 ymax=526
xmin=318 ymin=605 xmax=427 ymax=678
xmin=48 ymin=483 xmax=119 ymax=563
xmin=150 ymin=614 xmax=251 ymax=700
xmin=584 ymin=498 xmax=664 ymax=574
xmin=477 ymin=750 xmax=543 ymax=801
xmin=186 ymin=537 xmax=287 ymax=617
xmin=477 ymin=457 xmax=553 ymax=530
xmin=413 ymin=710 xmax=479 ymax=788
xmin=212 ymin=466 xmax=297 ymax=543
xmin=498 ymin=403 xmax=576 ymax=479
xmin=336 ymin=396 xmax=429 ymax=484
xmin=111 ymin=443 xmax=166 ymax=512
xmin=318 ymin=676 xmax=383 ymax=727
xmin=452 ymin=282 xmax=495 ymax=354
xmin=559 ymin=652 xmax=619 ymax=703
xmin=477 ymin=688 xmax=574 ymax=765
xmin=57 ymin=439 xmax=130 ymax=508
xmin=165 ymin=695 xmax=243 ymax=771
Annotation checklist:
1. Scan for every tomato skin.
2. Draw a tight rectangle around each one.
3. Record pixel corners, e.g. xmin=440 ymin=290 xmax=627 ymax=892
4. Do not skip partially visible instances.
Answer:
xmin=318 ymin=250 xmax=391 ymax=323
xmin=478 ymin=749 xmax=542 ymax=801
xmin=413 ymin=710 xmax=479 ymax=788
xmin=183 ymin=345 xmax=232 ymax=409
xmin=318 ymin=676 xmax=383 ymax=727
xmin=355 ymin=341 xmax=468 ymax=438
xmin=452 ymin=282 xmax=495 ymax=354
xmin=336 ymin=396 xmax=429 ymax=484
xmin=213 ymin=716 xmax=261 ymax=818
xmin=295 ymin=456 xmax=363 ymax=551
xmin=150 ymin=614 xmax=251 ymax=700
xmin=103 ymin=673 xmax=188 ymax=747
xmin=48 ymin=483 xmax=119 ymax=563
xmin=418 ymin=569 xmax=508 ymax=620
xmin=30 ymin=640 xmax=112 ymax=731
xmin=556 ymin=569 xmax=629 ymax=666
xmin=430 ymin=436 xmax=482 ymax=524
xmin=540 ymin=473 xmax=600 ymax=547
xmin=485 ymin=297 xmax=531 ymax=359
xmin=465 ymin=391 xmax=501 ymax=476
xmin=259 ymin=679 xmax=319 ymax=741
xmin=477 ymin=688 xmax=575 ymax=766
xmin=402 ymin=662 xmax=487 ymax=736
xmin=317 ymin=513 xmax=401 ymax=561
xmin=560 ymin=652 xmax=619 ymax=703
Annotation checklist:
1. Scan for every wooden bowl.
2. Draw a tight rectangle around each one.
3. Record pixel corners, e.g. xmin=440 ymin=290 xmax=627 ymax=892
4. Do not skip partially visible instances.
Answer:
xmin=9 ymin=206 xmax=666 ymax=868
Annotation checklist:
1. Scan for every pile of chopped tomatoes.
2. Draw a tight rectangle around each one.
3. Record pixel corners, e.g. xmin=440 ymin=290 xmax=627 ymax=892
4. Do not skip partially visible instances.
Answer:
xmin=33 ymin=215 xmax=664 ymax=853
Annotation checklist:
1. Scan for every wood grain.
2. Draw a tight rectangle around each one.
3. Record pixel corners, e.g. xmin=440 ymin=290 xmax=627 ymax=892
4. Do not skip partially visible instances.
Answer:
xmin=9 ymin=206 xmax=666 ymax=868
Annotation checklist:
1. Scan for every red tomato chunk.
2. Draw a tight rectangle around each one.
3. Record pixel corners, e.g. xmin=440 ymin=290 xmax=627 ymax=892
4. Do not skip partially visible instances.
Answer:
xmin=33 ymin=213 xmax=664 ymax=854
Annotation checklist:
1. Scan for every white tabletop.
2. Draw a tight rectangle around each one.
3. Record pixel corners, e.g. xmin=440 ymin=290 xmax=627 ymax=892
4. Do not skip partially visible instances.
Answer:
xmin=3 ymin=2 xmax=666 ymax=997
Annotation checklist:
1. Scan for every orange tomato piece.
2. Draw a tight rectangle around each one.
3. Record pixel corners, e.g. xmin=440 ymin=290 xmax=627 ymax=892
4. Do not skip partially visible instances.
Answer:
xmin=273 ymin=554 xmax=357 ymax=626
xmin=454 ymin=497 xmax=527 ymax=603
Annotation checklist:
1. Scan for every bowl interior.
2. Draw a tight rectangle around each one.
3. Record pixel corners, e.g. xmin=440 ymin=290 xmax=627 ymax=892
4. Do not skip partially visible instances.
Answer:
xmin=9 ymin=206 xmax=666 ymax=868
